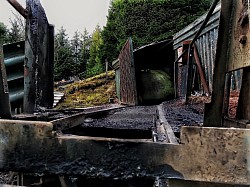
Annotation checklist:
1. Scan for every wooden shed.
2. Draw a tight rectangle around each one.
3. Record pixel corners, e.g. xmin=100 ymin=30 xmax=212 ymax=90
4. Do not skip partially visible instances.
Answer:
xmin=112 ymin=38 xmax=175 ymax=105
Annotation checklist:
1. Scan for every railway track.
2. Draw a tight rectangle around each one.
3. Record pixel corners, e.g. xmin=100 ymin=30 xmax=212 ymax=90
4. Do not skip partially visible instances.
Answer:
xmin=0 ymin=101 xmax=205 ymax=187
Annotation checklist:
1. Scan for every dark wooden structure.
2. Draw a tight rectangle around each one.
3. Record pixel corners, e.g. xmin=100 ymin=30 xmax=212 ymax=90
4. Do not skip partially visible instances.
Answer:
xmin=118 ymin=38 xmax=138 ymax=105
xmin=24 ymin=0 xmax=54 ymax=113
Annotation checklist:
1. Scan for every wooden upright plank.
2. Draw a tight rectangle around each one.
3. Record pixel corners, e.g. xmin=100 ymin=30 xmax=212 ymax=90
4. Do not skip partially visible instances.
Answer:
xmin=24 ymin=0 xmax=54 ymax=113
xmin=204 ymin=0 xmax=234 ymax=127
xmin=119 ymin=38 xmax=138 ymax=105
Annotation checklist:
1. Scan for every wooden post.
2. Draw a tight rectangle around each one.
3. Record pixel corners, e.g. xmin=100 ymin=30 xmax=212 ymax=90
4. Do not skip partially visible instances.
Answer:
xmin=204 ymin=0 xmax=233 ymax=127
xmin=193 ymin=44 xmax=210 ymax=95
xmin=24 ymin=0 xmax=54 ymax=113
xmin=185 ymin=45 xmax=194 ymax=101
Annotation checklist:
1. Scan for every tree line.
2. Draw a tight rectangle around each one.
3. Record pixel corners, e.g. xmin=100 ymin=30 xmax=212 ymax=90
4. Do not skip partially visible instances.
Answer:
xmin=1 ymin=0 xmax=213 ymax=81
xmin=54 ymin=26 xmax=103 ymax=81
xmin=0 ymin=13 xmax=25 ymax=44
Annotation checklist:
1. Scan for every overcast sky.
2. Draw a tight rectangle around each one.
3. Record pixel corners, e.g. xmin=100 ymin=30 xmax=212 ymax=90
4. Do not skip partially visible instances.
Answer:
xmin=0 ymin=0 xmax=111 ymax=38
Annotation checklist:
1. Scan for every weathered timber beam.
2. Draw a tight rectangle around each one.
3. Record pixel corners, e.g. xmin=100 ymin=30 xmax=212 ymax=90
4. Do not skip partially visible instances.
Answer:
xmin=0 ymin=121 xmax=250 ymax=185
xmin=24 ymin=0 xmax=53 ymax=113
xmin=51 ymin=112 xmax=86 ymax=131
xmin=51 ymin=105 xmax=125 ymax=131
xmin=157 ymin=105 xmax=178 ymax=144
xmin=6 ymin=0 xmax=28 ymax=19
xmin=204 ymin=0 xmax=234 ymax=127
xmin=193 ymin=44 xmax=210 ymax=96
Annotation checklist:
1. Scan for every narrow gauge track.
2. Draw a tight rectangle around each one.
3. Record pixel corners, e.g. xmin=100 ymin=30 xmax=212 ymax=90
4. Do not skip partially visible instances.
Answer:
xmin=0 ymin=101 xmax=204 ymax=187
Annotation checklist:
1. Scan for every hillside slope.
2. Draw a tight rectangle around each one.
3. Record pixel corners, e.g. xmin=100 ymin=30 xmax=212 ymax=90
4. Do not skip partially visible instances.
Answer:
xmin=56 ymin=71 xmax=116 ymax=109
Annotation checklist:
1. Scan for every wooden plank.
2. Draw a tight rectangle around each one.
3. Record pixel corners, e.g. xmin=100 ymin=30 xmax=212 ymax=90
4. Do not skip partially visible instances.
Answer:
xmin=193 ymin=44 xmax=210 ymax=95
xmin=157 ymin=105 xmax=178 ymax=144
xmin=51 ymin=112 xmax=86 ymax=130
xmin=204 ymin=0 xmax=234 ymax=127
xmin=118 ymin=38 xmax=138 ymax=105
xmin=51 ymin=106 xmax=123 ymax=130
xmin=227 ymin=1 xmax=250 ymax=71
xmin=24 ymin=0 xmax=53 ymax=113
xmin=1 ymin=121 xmax=250 ymax=185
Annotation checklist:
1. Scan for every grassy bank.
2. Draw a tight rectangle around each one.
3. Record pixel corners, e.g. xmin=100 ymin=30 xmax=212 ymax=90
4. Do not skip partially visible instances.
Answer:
xmin=56 ymin=71 xmax=116 ymax=109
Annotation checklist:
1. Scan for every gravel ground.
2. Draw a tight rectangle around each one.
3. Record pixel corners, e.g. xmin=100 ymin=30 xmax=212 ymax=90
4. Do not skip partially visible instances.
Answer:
xmin=81 ymin=105 xmax=157 ymax=130
xmin=62 ymin=105 xmax=157 ymax=139
xmin=162 ymin=99 xmax=204 ymax=133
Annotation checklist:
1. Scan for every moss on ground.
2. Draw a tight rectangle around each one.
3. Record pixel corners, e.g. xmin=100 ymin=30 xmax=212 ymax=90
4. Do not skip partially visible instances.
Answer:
xmin=56 ymin=71 xmax=116 ymax=109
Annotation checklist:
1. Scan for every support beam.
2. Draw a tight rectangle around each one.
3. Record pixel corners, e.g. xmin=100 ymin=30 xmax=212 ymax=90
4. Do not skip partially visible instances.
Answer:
xmin=193 ymin=44 xmax=210 ymax=96
xmin=0 ymin=120 xmax=250 ymax=185
xmin=24 ymin=0 xmax=54 ymax=113
xmin=204 ymin=0 xmax=234 ymax=127
xmin=6 ymin=0 xmax=28 ymax=19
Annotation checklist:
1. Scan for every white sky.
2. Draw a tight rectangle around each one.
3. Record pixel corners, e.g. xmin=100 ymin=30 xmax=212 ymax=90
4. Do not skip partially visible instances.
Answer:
xmin=0 ymin=0 xmax=111 ymax=38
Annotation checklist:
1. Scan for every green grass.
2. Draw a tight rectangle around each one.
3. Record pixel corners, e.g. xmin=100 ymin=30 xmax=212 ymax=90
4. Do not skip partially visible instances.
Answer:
xmin=56 ymin=71 xmax=116 ymax=109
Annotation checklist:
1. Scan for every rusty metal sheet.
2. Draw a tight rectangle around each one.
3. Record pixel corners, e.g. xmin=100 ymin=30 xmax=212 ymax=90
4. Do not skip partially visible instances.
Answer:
xmin=1 ymin=123 xmax=250 ymax=185
xmin=118 ymin=38 xmax=138 ymax=105
xmin=173 ymin=4 xmax=221 ymax=50
xmin=3 ymin=41 xmax=25 ymax=113
xmin=227 ymin=1 xmax=250 ymax=71
xmin=0 ymin=45 xmax=11 ymax=118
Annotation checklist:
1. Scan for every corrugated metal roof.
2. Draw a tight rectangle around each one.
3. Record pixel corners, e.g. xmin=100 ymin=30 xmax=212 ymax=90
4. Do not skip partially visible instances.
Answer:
xmin=173 ymin=4 xmax=221 ymax=50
